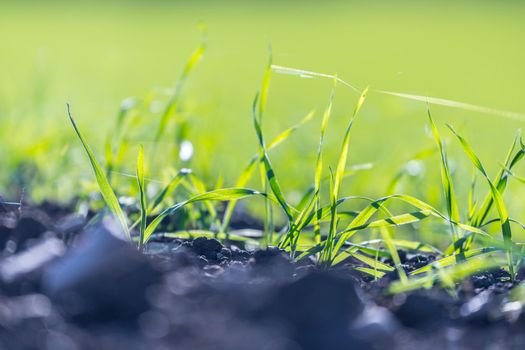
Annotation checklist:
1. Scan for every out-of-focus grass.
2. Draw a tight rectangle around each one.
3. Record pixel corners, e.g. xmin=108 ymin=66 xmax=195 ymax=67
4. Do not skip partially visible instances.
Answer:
xmin=1 ymin=0 xmax=525 ymax=210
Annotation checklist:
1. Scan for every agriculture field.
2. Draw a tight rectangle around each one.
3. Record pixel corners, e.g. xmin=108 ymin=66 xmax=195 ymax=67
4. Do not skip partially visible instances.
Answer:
xmin=4 ymin=2 xmax=525 ymax=349
xmin=2 ymin=1 xmax=525 ymax=204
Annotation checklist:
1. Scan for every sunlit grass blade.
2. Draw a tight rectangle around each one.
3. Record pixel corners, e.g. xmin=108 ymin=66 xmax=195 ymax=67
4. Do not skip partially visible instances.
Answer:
xmin=257 ymin=51 xmax=276 ymax=246
xmin=272 ymin=64 xmax=525 ymax=122
xmin=410 ymin=247 xmax=499 ymax=275
xmin=143 ymin=188 xmax=266 ymax=244
xmin=105 ymin=97 xmax=136 ymax=179
xmin=322 ymin=87 xmax=369 ymax=264
xmin=149 ymin=168 xmax=192 ymax=214
xmin=467 ymin=168 xmax=478 ymax=222
xmin=67 ymin=104 xmax=130 ymax=240
xmin=136 ymin=145 xmax=147 ymax=249
xmin=220 ymin=109 xmax=314 ymax=233
xmin=355 ymin=267 xmax=386 ymax=279
xmin=332 ymin=193 xmax=493 ymax=262
xmin=159 ymin=230 xmax=260 ymax=247
xmin=356 ymin=238 xmax=441 ymax=254
xmin=314 ymin=82 xmax=336 ymax=245
xmin=447 ymin=124 xmax=515 ymax=278
xmin=154 ymin=22 xmax=207 ymax=142
xmin=332 ymin=250 xmax=394 ymax=271
xmin=252 ymin=94 xmax=293 ymax=221
xmin=470 ymin=132 xmax=524 ymax=227
xmin=427 ymin=107 xmax=460 ymax=244
xmin=390 ymin=254 xmax=507 ymax=294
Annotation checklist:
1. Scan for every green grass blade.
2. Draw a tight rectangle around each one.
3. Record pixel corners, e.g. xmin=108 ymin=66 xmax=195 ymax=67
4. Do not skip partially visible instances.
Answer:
xmin=143 ymin=188 xmax=265 ymax=244
xmin=355 ymin=267 xmax=386 ymax=279
xmin=136 ymin=145 xmax=147 ymax=249
xmin=67 ymin=104 xmax=130 ymax=241
xmin=333 ymin=250 xmax=394 ymax=271
xmin=149 ymin=168 xmax=192 ymax=214
xmin=447 ymin=124 xmax=515 ymax=278
xmin=332 ymin=193 xmax=492 ymax=260
xmin=410 ymin=247 xmax=499 ymax=275
xmin=470 ymin=133 xmax=523 ymax=227
xmin=220 ymin=109 xmax=314 ymax=233
xmin=428 ymin=107 xmax=460 ymax=244
xmin=252 ymin=94 xmax=293 ymax=221
xmin=323 ymin=87 xmax=369 ymax=263
xmin=389 ymin=254 xmax=506 ymax=294
xmin=154 ymin=23 xmax=207 ymax=142
xmin=314 ymin=83 xmax=336 ymax=245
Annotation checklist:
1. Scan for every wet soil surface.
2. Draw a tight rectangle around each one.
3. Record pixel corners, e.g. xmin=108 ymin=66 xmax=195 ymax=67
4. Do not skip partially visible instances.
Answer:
xmin=2 ymin=204 xmax=525 ymax=350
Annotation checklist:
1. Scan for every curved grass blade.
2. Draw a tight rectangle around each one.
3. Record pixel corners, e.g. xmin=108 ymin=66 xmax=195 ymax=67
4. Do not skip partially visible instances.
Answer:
xmin=390 ymin=254 xmax=506 ymax=294
xmin=105 ymin=97 xmax=136 ymax=179
xmin=355 ymin=267 xmax=386 ymax=279
xmin=410 ymin=247 xmax=499 ymax=275
xmin=67 ymin=104 xmax=130 ymax=241
xmin=332 ymin=193 xmax=492 ymax=261
xmin=314 ymin=82 xmax=336 ymax=245
xmin=332 ymin=250 xmax=394 ymax=271
xmin=357 ymin=238 xmax=441 ymax=254
xmin=220 ymin=109 xmax=314 ymax=233
xmin=447 ymin=124 xmax=515 ymax=278
xmin=322 ymin=87 xmax=369 ymax=263
xmin=158 ymin=230 xmax=260 ymax=247
xmin=136 ymin=145 xmax=147 ymax=249
xmin=428 ymin=107 xmax=460 ymax=244
xmin=143 ymin=188 xmax=265 ymax=244
xmin=154 ymin=23 xmax=207 ymax=142
xmin=470 ymin=132 xmax=524 ymax=227
xmin=252 ymin=94 xmax=293 ymax=221
xmin=149 ymin=168 xmax=192 ymax=214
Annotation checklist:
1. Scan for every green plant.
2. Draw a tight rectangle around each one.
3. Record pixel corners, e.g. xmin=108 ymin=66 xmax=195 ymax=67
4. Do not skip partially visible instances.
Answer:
xmin=68 ymin=41 xmax=525 ymax=294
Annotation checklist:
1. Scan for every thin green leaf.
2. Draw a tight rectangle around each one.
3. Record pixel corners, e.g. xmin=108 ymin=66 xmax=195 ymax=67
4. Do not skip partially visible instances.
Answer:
xmin=154 ymin=23 xmax=207 ymax=142
xmin=143 ymin=188 xmax=265 ymax=244
xmin=447 ymin=124 xmax=515 ymax=278
xmin=67 ymin=104 xmax=130 ymax=240
xmin=428 ymin=107 xmax=460 ymax=244
xmin=137 ymin=145 xmax=147 ymax=248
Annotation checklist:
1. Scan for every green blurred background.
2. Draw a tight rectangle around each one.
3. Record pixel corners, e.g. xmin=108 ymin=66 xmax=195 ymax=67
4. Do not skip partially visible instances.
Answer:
xmin=1 ymin=1 xmax=525 ymax=217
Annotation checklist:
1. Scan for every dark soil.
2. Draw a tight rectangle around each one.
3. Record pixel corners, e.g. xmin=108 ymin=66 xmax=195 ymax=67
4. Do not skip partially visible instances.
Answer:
xmin=1 ymin=203 xmax=525 ymax=350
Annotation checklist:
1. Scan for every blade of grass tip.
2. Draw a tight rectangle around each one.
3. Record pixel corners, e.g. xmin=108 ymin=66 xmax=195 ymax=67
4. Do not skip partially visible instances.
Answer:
xmin=272 ymin=65 xmax=525 ymax=122
xmin=314 ymin=80 xmax=336 ymax=246
xmin=67 ymin=104 xmax=130 ymax=241
xmin=427 ymin=106 xmax=461 ymax=246
xmin=137 ymin=145 xmax=147 ymax=248
xmin=447 ymin=124 xmax=515 ymax=279
xmin=324 ymin=87 xmax=369 ymax=264
xmin=259 ymin=50 xmax=274 ymax=246
xmin=143 ymin=188 xmax=265 ymax=244
xmin=270 ymin=65 xmax=361 ymax=93
xmin=154 ymin=22 xmax=207 ymax=143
